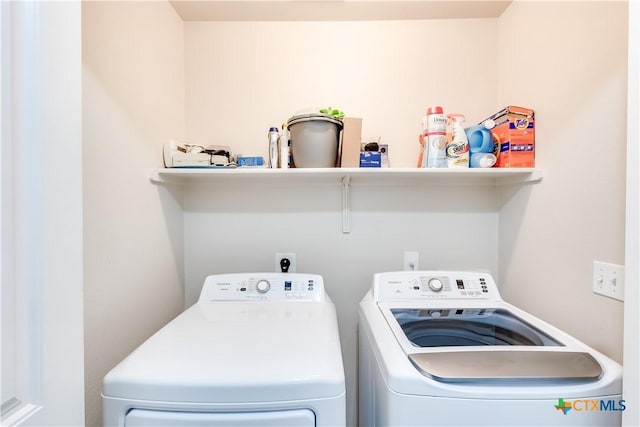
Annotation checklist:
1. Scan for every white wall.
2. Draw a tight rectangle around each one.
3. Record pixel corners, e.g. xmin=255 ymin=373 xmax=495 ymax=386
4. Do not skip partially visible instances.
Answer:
xmin=623 ymin=1 xmax=639 ymax=425
xmin=183 ymin=183 xmax=499 ymax=427
xmin=181 ymin=8 xmax=628 ymax=424
xmin=184 ymin=19 xmax=499 ymax=167
xmin=497 ymin=1 xmax=627 ymax=363
xmin=183 ymin=19 xmax=501 ymax=427
xmin=80 ymin=2 xmax=629 ymax=426
xmin=82 ymin=2 xmax=186 ymax=425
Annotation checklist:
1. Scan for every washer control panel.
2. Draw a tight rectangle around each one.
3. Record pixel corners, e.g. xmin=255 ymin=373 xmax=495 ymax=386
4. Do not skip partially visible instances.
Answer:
xmin=373 ymin=271 xmax=501 ymax=302
xmin=198 ymin=273 xmax=325 ymax=302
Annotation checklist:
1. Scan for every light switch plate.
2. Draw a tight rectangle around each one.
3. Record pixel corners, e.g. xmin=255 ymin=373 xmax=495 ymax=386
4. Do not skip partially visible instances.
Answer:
xmin=593 ymin=261 xmax=624 ymax=301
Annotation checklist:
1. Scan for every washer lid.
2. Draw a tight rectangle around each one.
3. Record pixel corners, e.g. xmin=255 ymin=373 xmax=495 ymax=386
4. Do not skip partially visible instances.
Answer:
xmin=409 ymin=351 xmax=603 ymax=383
xmin=103 ymin=301 xmax=345 ymax=403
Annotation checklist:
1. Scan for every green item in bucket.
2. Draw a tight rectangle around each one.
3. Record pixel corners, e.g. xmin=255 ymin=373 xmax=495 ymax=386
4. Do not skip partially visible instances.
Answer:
xmin=319 ymin=107 xmax=345 ymax=120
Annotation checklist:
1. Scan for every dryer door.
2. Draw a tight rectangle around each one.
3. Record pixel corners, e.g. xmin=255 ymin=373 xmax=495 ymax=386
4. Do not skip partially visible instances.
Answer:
xmin=125 ymin=408 xmax=315 ymax=426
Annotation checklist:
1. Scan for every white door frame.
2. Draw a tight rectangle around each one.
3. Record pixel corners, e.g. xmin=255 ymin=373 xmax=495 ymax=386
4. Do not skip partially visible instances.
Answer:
xmin=623 ymin=1 xmax=640 ymax=426
xmin=1 ymin=1 xmax=84 ymax=425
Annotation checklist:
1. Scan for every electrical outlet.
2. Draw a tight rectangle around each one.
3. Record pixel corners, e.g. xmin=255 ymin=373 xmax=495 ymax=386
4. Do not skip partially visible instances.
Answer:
xmin=275 ymin=252 xmax=296 ymax=273
xmin=404 ymin=251 xmax=419 ymax=271
xmin=593 ymin=261 xmax=624 ymax=301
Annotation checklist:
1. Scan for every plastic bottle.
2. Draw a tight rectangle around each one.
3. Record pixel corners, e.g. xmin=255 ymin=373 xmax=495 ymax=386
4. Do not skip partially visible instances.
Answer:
xmin=268 ymin=127 xmax=279 ymax=168
xmin=421 ymin=106 xmax=447 ymax=168
xmin=466 ymin=119 xmax=496 ymax=154
xmin=279 ymin=124 xmax=290 ymax=169
xmin=445 ymin=114 xmax=469 ymax=168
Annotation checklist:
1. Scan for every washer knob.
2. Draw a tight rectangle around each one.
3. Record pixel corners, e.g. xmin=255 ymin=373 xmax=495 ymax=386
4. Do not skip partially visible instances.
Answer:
xmin=256 ymin=280 xmax=271 ymax=294
xmin=428 ymin=278 xmax=444 ymax=292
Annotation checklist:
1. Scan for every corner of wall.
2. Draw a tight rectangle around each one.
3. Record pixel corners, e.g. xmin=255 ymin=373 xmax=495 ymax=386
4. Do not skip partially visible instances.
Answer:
xmin=82 ymin=2 xmax=186 ymax=425
xmin=496 ymin=1 xmax=627 ymax=362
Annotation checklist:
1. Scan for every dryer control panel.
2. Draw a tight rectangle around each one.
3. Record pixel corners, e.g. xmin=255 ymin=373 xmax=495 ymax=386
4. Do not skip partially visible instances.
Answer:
xmin=373 ymin=271 xmax=502 ymax=302
xmin=198 ymin=273 xmax=326 ymax=302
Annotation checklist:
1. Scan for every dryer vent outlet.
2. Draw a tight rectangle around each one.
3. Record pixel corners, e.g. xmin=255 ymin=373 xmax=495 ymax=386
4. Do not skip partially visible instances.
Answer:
xmin=275 ymin=252 xmax=296 ymax=273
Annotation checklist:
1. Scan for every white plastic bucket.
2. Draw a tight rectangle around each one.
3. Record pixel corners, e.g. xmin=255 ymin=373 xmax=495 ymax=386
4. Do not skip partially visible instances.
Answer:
xmin=287 ymin=113 xmax=343 ymax=168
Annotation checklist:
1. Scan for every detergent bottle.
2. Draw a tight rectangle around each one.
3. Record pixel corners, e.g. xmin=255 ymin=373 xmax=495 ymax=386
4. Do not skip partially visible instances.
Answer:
xmin=466 ymin=119 xmax=496 ymax=154
xmin=445 ymin=114 xmax=469 ymax=168
xmin=465 ymin=119 xmax=498 ymax=168
xmin=422 ymin=106 xmax=447 ymax=168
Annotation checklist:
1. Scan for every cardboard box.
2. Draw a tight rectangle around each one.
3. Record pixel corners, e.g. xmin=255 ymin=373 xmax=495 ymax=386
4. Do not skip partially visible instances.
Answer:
xmin=360 ymin=151 xmax=381 ymax=168
xmin=340 ymin=117 xmax=363 ymax=168
xmin=485 ymin=106 xmax=535 ymax=168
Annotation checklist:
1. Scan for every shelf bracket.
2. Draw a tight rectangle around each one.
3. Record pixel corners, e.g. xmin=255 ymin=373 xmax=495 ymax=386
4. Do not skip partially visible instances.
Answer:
xmin=341 ymin=175 xmax=351 ymax=234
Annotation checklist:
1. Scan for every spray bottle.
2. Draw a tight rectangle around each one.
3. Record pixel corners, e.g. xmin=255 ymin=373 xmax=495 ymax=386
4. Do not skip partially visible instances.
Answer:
xmin=445 ymin=114 xmax=469 ymax=168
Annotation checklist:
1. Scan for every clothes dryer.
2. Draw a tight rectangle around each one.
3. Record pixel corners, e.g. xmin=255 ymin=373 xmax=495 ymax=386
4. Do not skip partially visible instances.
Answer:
xmin=358 ymin=271 xmax=623 ymax=426
xmin=103 ymin=273 xmax=345 ymax=426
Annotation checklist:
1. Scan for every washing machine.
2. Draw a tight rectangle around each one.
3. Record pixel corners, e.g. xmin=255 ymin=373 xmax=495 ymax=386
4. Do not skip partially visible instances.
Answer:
xmin=358 ymin=271 xmax=623 ymax=426
xmin=103 ymin=273 xmax=345 ymax=426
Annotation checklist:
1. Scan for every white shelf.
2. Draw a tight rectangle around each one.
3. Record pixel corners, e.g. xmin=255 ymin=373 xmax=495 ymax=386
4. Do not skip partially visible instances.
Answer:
xmin=150 ymin=167 xmax=541 ymax=234
xmin=149 ymin=167 xmax=543 ymax=187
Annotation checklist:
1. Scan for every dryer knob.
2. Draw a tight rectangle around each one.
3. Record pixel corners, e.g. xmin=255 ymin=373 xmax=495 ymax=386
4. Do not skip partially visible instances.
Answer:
xmin=256 ymin=280 xmax=271 ymax=294
xmin=428 ymin=278 xmax=444 ymax=292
